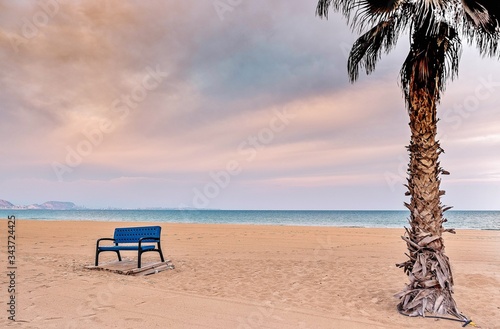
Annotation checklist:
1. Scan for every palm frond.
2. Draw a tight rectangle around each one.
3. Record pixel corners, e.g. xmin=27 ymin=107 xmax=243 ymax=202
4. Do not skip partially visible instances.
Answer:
xmin=462 ymin=0 xmax=500 ymax=32
xmin=316 ymin=0 xmax=332 ymax=18
xmin=316 ymin=0 xmax=350 ymax=19
xmin=461 ymin=0 xmax=500 ymax=56
xmin=411 ymin=0 xmax=454 ymax=36
xmin=351 ymin=0 xmax=401 ymax=31
xmin=317 ymin=0 xmax=499 ymax=88
xmin=364 ymin=0 xmax=399 ymax=14
xmin=316 ymin=0 xmax=401 ymax=29
xmin=348 ymin=18 xmax=400 ymax=82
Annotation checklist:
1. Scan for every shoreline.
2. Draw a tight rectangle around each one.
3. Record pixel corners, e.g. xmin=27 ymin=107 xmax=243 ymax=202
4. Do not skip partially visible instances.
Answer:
xmin=0 ymin=220 xmax=498 ymax=328
xmin=2 ymin=217 xmax=498 ymax=231
xmin=1 ymin=209 xmax=498 ymax=231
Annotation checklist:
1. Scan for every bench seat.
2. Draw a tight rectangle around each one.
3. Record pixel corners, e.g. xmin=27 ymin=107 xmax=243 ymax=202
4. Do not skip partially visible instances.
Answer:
xmin=98 ymin=245 xmax=157 ymax=251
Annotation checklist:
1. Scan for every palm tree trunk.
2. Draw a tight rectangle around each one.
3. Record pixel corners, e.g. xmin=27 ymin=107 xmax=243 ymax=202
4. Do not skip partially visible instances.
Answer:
xmin=395 ymin=88 xmax=463 ymax=319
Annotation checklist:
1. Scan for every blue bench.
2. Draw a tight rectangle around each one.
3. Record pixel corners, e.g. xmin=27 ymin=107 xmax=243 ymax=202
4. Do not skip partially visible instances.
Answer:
xmin=95 ymin=226 xmax=165 ymax=268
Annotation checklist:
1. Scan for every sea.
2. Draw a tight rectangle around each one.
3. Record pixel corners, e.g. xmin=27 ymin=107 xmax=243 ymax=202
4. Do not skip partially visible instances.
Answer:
xmin=0 ymin=210 xmax=498 ymax=230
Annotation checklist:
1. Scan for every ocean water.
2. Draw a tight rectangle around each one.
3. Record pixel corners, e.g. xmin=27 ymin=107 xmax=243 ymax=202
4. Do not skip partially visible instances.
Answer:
xmin=0 ymin=210 xmax=498 ymax=230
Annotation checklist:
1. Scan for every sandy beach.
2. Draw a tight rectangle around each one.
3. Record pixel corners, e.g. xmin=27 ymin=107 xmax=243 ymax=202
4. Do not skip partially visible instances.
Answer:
xmin=0 ymin=219 xmax=498 ymax=328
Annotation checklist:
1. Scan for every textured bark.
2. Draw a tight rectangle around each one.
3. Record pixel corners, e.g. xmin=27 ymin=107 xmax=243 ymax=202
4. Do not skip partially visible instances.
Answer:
xmin=395 ymin=89 xmax=465 ymax=320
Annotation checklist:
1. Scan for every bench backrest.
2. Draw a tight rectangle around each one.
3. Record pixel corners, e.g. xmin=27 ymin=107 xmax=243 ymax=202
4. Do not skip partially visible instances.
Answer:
xmin=113 ymin=226 xmax=162 ymax=244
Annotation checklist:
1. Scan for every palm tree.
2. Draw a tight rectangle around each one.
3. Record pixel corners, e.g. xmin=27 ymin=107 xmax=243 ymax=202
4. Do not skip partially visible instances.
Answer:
xmin=316 ymin=0 xmax=499 ymax=322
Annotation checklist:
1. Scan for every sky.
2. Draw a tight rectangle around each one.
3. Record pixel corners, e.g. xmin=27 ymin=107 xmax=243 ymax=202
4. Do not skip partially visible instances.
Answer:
xmin=0 ymin=0 xmax=499 ymax=210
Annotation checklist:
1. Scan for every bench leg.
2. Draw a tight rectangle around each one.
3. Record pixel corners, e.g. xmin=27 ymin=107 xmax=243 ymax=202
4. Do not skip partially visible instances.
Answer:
xmin=158 ymin=243 xmax=165 ymax=262
xmin=95 ymin=249 xmax=100 ymax=266
xmin=95 ymin=250 xmax=122 ymax=266
xmin=137 ymin=247 xmax=165 ymax=269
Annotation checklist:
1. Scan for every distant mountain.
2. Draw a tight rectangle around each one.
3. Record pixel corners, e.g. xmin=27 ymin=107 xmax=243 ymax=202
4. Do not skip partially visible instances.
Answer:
xmin=0 ymin=199 xmax=78 ymax=210
xmin=0 ymin=199 xmax=15 ymax=209
xmin=35 ymin=201 xmax=78 ymax=210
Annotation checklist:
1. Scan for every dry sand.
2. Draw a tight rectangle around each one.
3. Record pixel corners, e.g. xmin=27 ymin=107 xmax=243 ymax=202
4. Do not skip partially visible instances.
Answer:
xmin=0 ymin=219 xmax=498 ymax=328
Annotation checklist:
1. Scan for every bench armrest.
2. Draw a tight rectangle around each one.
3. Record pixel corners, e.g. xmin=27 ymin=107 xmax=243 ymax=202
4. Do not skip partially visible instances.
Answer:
xmin=96 ymin=237 xmax=116 ymax=247
xmin=138 ymin=236 xmax=160 ymax=248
